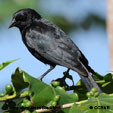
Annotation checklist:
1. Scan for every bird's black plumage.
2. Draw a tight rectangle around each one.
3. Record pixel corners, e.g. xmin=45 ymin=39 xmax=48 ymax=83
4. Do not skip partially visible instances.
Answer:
xmin=9 ymin=8 xmax=102 ymax=93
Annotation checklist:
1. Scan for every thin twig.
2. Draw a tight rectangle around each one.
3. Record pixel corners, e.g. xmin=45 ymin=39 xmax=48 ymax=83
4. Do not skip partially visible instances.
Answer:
xmin=0 ymin=91 xmax=29 ymax=102
xmin=25 ymin=100 xmax=87 ymax=113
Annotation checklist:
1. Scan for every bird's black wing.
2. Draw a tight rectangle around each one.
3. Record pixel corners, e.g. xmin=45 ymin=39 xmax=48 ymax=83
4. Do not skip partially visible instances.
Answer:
xmin=24 ymin=19 xmax=89 ymax=76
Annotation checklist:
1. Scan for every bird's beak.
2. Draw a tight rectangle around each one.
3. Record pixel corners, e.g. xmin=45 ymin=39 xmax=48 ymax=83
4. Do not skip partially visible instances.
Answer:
xmin=8 ymin=19 xmax=16 ymax=28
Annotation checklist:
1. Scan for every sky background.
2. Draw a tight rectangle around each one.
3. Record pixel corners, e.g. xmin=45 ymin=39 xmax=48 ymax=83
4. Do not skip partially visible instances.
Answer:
xmin=0 ymin=0 xmax=108 ymax=92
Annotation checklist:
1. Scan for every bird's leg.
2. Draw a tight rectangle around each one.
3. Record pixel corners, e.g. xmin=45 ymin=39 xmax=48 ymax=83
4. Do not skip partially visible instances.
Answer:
xmin=38 ymin=65 xmax=55 ymax=81
xmin=63 ymin=68 xmax=74 ymax=89
xmin=63 ymin=69 xmax=74 ymax=85
xmin=53 ymin=69 xmax=72 ymax=90
xmin=62 ymin=69 xmax=71 ymax=89
xmin=62 ymin=68 xmax=70 ymax=79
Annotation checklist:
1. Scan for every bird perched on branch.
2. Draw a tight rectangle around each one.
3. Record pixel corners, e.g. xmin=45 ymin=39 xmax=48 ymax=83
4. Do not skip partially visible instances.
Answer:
xmin=9 ymin=8 xmax=102 ymax=93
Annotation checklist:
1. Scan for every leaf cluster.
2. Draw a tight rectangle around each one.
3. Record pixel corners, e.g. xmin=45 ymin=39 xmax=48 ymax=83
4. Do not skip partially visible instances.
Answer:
xmin=0 ymin=60 xmax=113 ymax=113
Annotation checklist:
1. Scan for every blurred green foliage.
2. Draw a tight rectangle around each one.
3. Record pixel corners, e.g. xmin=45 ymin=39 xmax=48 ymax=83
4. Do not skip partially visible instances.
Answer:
xmin=0 ymin=0 xmax=39 ymax=22
xmin=0 ymin=0 xmax=105 ymax=34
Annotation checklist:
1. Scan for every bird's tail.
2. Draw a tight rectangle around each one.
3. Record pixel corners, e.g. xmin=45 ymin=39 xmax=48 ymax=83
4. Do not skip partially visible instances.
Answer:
xmin=79 ymin=73 xmax=102 ymax=93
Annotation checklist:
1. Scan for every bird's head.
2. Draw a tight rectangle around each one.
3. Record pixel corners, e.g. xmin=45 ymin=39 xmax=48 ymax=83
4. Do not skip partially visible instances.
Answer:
xmin=9 ymin=8 xmax=41 ymax=30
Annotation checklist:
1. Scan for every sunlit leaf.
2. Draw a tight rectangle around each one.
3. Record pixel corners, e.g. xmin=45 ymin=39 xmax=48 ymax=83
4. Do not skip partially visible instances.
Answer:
xmin=0 ymin=59 xmax=19 ymax=71
xmin=69 ymin=93 xmax=113 ymax=113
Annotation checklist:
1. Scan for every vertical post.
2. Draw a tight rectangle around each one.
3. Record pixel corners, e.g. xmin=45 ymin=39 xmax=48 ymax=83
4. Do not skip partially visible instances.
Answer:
xmin=107 ymin=0 xmax=113 ymax=71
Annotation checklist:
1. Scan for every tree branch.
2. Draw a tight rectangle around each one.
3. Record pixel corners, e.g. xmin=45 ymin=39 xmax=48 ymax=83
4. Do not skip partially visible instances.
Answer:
xmin=22 ymin=100 xmax=87 ymax=113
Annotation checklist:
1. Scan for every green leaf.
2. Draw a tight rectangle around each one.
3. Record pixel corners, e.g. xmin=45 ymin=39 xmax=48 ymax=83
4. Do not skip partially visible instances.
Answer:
xmin=23 ymin=73 xmax=56 ymax=106
xmin=69 ymin=93 xmax=113 ymax=113
xmin=0 ymin=59 xmax=19 ymax=71
xmin=99 ymin=73 xmax=113 ymax=94
xmin=11 ymin=68 xmax=78 ymax=109
xmin=104 ymin=73 xmax=113 ymax=82
xmin=23 ymin=71 xmax=78 ymax=107
xmin=11 ymin=67 xmax=28 ymax=94
xmin=101 ymin=81 xmax=113 ymax=94
xmin=55 ymin=87 xmax=78 ymax=113
xmin=74 ymin=81 xmax=88 ymax=100
xmin=11 ymin=68 xmax=56 ymax=106
xmin=0 ymin=102 xmax=5 ymax=113
xmin=92 ymin=73 xmax=104 ymax=81
xmin=55 ymin=87 xmax=78 ymax=105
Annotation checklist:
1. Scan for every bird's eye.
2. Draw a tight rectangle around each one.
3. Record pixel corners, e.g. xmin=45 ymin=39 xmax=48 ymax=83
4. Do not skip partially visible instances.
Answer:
xmin=16 ymin=15 xmax=27 ymax=21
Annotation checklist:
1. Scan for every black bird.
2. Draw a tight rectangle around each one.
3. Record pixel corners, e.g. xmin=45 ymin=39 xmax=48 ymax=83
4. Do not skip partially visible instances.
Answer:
xmin=9 ymin=8 xmax=102 ymax=93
